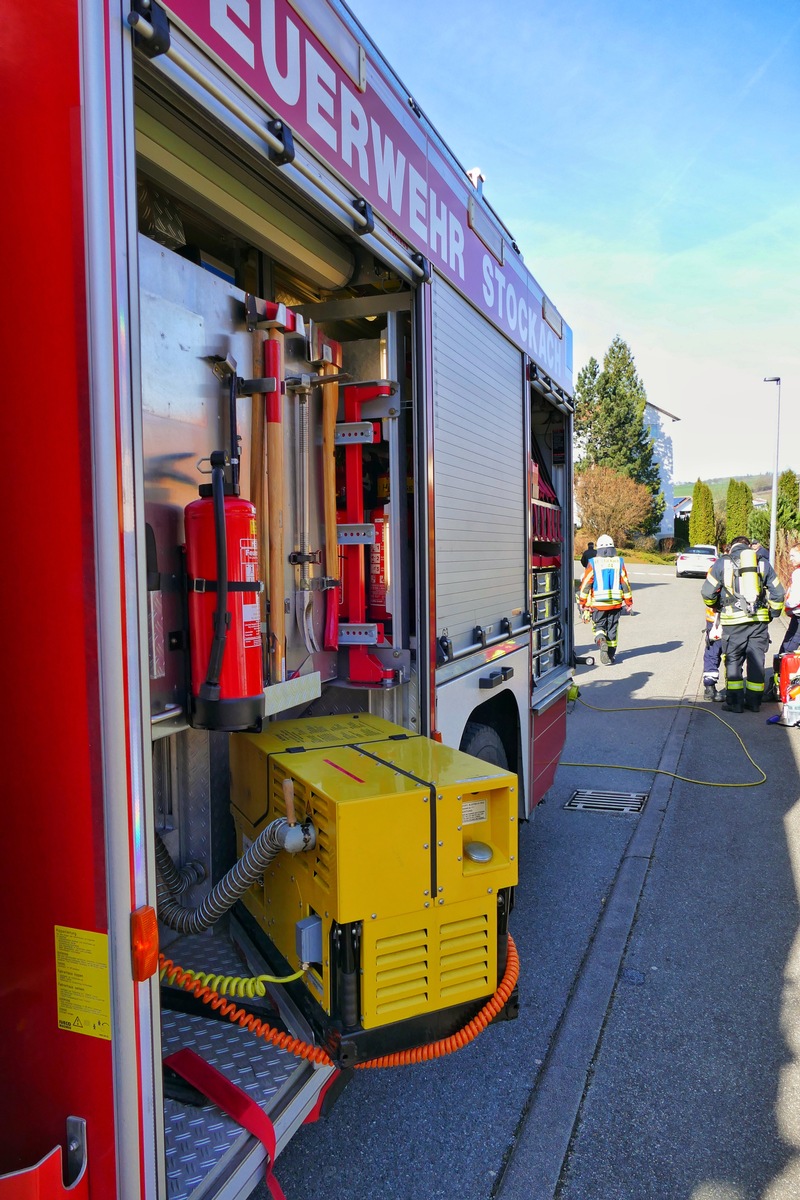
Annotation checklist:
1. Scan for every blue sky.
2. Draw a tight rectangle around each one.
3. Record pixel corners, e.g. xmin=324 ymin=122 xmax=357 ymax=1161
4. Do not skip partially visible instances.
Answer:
xmin=346 ymin=0 xmax=800 ymax=484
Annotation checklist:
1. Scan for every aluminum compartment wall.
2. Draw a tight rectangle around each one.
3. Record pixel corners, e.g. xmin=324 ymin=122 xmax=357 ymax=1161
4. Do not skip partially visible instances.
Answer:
xmin=431 ymin=273 xmax=526 ymax=657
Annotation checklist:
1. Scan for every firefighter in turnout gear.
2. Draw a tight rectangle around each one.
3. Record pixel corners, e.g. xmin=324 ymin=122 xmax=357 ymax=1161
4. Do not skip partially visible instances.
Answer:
xmin=701 ymin=535 xmax=784 ymax=713
xmin=578 ymin=534 xmax=633 ymax=665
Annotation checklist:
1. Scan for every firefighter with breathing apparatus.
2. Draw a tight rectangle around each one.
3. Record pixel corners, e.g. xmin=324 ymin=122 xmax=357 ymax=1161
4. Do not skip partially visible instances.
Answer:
xmin=701 ymin=535 xmax=784 ymax=713
xmin=578 ymin=533 xmax=633 ymax=665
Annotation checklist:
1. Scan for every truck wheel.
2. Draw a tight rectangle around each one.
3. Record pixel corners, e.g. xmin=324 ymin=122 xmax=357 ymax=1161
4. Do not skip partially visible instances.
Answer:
xmin=460 ymin=722 xmax=508 ymax=769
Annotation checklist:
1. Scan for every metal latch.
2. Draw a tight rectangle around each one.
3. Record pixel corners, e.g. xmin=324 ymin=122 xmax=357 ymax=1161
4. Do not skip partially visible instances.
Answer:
xmin=286 ymin=371 xmax=350 ymax=394
xmin=208 ymin=353 xmax=276 ymax=396
xmin=479 ymin=665 xmax=514 ymax=690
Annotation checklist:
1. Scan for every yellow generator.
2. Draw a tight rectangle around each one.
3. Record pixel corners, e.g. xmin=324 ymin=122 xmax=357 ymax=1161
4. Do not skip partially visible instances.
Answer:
xmin=229 ymin=714 xmax=518 ymax=1064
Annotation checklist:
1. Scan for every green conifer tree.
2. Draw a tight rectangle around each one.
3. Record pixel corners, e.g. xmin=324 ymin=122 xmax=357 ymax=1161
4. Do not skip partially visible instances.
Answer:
xmin=777 ymin=469 xmax=799 ymax=531
xmin=574 ymin=337 xmax=664 ymax=533
xmin=689 ymin=480 xmax=704 ymax=545
xmin=726 ymin=479 xmax=749 ymax=541
xmin=748 ymin=507 xmax=770 ymax=545
xmin=729 ymin=477 xmax=743 ymax=540
xmin=574 ymin=357 xmax=600 ymax=464
xmin=689 ymin=481 xmax=715 ymax=546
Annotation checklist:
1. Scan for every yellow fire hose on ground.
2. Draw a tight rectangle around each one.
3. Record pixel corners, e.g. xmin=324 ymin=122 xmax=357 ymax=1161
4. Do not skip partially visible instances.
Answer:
xmin=562 ymin=688 xmax=766 ymax=789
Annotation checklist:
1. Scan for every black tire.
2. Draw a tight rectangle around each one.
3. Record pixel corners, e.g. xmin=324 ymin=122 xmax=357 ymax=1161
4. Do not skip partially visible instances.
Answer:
xmin=460 ymin=722 xmax=509 ymax=769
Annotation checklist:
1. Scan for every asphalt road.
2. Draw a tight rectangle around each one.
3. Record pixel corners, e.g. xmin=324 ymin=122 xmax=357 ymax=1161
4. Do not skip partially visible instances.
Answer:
xmin=260 ymin=564 xmax=799 ymax=1200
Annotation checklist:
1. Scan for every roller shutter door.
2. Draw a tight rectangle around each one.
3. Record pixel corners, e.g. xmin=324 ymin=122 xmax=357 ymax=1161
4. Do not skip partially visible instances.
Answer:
xmin=432 ymin=274 xmax=526 ymax=657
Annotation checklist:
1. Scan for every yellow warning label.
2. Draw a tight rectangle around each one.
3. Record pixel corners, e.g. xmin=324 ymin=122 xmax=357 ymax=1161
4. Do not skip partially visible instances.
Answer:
xmin=54 ymin=926 xmax=112 ymax=1041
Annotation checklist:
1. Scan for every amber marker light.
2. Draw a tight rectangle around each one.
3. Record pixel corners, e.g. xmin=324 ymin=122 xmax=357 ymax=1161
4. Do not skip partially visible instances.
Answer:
xmin=131 ymin=905 xmax=159 ymax=981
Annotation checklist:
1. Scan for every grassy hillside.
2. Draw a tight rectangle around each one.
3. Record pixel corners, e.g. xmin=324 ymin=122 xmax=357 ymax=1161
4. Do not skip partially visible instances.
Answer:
xmin=674 ymin=474 xmax=773 ymax=503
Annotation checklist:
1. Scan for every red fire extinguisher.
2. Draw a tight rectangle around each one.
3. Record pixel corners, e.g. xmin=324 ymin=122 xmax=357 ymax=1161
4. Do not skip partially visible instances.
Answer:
xmin=368 ymin=507 xmax=391 ymax=626
xmin=184 ymin=372 xmax=265 ymax=731
xmin=367 ymin=468 xmax=391 ymax=630
xmin=780 ymin=653 xmax=800 ymax=703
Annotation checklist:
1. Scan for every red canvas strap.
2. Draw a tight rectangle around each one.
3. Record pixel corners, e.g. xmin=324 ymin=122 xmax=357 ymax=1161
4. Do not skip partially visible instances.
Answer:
xmin=164 ymin=1049 xmax=286 ymax=1200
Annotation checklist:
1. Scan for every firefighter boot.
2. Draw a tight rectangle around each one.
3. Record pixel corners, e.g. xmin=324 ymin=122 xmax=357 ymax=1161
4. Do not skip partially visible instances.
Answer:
xmin=764 ymin=662 xmax=779 ymax=702
xmin=724 ymin=689 xmax=745 ymax=714
xmin=704 ymin=684 xmax=722 ymax=702
xmin=744 ymin=692 xmax=762 ymax=713
xmin=596 ymin=634 xmax=611 ymax=666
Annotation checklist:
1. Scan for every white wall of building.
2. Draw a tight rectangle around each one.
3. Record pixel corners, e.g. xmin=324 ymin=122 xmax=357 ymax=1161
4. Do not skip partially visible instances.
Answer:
xmin=645 ymin=404 xmax=677 ymax=540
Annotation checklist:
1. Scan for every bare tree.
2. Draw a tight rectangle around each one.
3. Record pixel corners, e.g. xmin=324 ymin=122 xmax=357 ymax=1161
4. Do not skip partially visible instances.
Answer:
xmin=575 ymin=466 xmax=654 ymax=547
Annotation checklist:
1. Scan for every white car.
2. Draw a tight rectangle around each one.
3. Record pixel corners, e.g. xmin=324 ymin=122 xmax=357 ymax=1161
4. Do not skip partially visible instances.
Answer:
xmin=676 ymin=544 xmax=718 ymax=578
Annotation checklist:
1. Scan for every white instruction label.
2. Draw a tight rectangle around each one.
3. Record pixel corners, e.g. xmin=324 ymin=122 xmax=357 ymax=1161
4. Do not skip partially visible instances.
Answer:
xmin=462 ymin=797 xmax=488 ymax=825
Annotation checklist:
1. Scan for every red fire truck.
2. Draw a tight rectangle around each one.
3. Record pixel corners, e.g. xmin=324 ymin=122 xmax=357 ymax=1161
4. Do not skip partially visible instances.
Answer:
xmin=1 ymin=2 xmax=574 ymax=1196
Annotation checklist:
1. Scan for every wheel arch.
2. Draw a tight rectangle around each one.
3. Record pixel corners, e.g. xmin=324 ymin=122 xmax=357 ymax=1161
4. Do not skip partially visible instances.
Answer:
xmin=458 ymin=690 xmax=522 ymax=782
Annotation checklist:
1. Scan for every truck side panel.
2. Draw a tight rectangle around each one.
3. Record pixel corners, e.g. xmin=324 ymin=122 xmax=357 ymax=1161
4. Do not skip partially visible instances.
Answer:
xmin=0 ymin=2 xmax=118 ymax=1188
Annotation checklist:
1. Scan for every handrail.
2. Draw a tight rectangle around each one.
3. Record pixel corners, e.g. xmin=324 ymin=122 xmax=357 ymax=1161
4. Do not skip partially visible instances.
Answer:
xmin=128 ymin=12 xmax=426 ymax=281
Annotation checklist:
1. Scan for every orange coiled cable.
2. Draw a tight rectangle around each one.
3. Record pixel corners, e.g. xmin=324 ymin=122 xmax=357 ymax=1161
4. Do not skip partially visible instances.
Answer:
xmin=158 ymin=954 xmax=334 ymax=1065
xmin=354 ymin=933 xmax=520 ymax=1069
xmin=158 ymin=933 xmax=519 ymax=1071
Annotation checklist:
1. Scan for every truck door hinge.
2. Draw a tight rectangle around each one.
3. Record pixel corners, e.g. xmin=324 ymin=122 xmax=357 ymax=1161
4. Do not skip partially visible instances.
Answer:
xmin=128 ymin=1 xmax=171 ymax=59
xmin=267 ymin=119 xmax=295 ymax=166
xmin=353 ymin=197 xmax=375 ymax=236
xmin=411 ymin=252 xmax=431 ymax=282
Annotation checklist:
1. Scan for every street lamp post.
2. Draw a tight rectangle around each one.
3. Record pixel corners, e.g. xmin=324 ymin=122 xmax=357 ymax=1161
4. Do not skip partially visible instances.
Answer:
xmin=764 ymin=376 xmax=781 ymax=564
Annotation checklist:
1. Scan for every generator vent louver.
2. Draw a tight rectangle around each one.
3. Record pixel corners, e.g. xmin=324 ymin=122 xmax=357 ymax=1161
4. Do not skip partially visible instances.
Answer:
xmin=271 ymin=766 xmax=333 ymax=890
xmin=374 ymin=928 xmax=429 ymax=1017
xmin=439 ymin=914 xmax=490 ymax=998
xmin=272 ymin=765 xmax=309 ymax=820
xmin=308 ymin=789 xmax=333 ymax=891
xmin=565 ymin=789 xmax=649 ymax=814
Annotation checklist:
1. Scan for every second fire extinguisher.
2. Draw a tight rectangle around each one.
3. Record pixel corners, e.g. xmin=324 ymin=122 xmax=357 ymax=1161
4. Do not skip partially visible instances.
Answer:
xmin=368 ymin=507 xmax=391 ymax=628
xmin=367 ymin=468 xmax=391 ymax=631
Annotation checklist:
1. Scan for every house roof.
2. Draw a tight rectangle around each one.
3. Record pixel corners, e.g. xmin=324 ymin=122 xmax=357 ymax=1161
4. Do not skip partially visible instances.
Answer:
xmin=645 ymin=402 xmax=681 ymax=422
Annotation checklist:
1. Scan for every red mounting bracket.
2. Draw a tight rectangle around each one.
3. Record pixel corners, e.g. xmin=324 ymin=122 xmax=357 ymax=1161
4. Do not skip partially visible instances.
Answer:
xmin=0 ymin=1118 xmax=88 ymax=1199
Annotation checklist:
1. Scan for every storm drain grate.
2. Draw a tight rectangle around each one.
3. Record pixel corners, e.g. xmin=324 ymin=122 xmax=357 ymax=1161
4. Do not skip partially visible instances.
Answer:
xmin=565 ymin=789 xmax=649 ymax=814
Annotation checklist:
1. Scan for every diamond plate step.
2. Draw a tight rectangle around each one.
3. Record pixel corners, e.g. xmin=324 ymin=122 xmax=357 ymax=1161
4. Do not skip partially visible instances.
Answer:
xmin=160 ymin=935 xmax=309 ymax=1199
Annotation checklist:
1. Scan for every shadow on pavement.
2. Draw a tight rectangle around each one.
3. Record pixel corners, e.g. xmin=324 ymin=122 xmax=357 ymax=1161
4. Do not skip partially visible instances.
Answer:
xmin=552 ymin=680 xmax=800 ymax=1200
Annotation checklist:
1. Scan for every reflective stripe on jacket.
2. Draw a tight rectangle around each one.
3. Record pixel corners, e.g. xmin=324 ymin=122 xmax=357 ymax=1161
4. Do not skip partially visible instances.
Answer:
xmin=579 ymin=554 xmax=632 ymax=610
